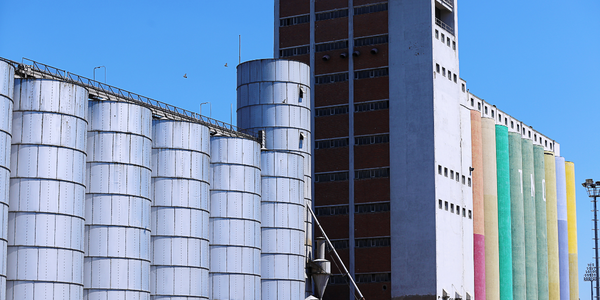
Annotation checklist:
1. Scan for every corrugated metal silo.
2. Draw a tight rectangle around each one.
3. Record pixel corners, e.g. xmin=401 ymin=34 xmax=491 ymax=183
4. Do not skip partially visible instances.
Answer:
xmin=209 ymin=136 xmax=261 ymax=300
xmin=150 ymin=120 xmax=210 ymax=299
xmin=0 ymin=61 xmax=14 ymax=300
xmin=84 ymin=100 xmax=152 ymax=300
xmin=260 ymin=151 xmax=304 ymax=300
xmin=8 ymin=79 xmax=88 ymax=299
xmin=236 ymin=59 xmax=312 ymax=297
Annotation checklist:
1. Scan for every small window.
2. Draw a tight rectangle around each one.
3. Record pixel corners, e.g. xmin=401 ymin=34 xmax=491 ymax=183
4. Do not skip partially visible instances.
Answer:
xmin=444 ymin=168 xmax=448 ymax=177
xmin=498 ymin=113 xmax=502 ymax=121
xmin=456 ymin=206 xmax=460 ymax=215
xmin=505 ymin=118 xmax=508 ymax=125
xmin=435 ymin=30 xmax=439 ymax=39
xmin=445 ymin=201 xmax=448 ymax=211
xmin=468 ymin=178 xmax=472 ymax=187
xmin=452 ymin=41 xmax=456 ymax=50
xmin=439 ymin=199 xmax=443 ymax=209
xmin=491 ymin=110 xmax=494 ymax=118
xmin=470 ymin=98 xmax=474 ymax=107
xmin=447 ymin=37 xmax=450 ymax=46
xmin=448 ymin=71 xmax=452 ymax=80
xmin=522 ymin=128 xmax=525 ymax=134
xmin=299 ymin=87 xmax=304 ymax=103
xmin=468 ymin=210 xmax=472 ymax=219
xmin=463 ymin=208 xmax=466 ymax=217
xmin=550 ymin=143 xmax=553 ymax=150
xmin=462 ymin=175 xmax=465 ymax=184
xmin=455 ymin=173 xmax=459 ymax=182
xmin=436 ymin=64 xmax=440 ymax=73
xmin=462 ymin=83 xmax=465 ymax=92
xmin=450 ymin=204 xmax=454 ymax=213
xmin=442 ymin=67 xmax=446 ymax=76
xmin=453 ymin=74 xmax=457 ymax=83
xmin=517 ymin=124 xmax=520 ymax=131
xmin=484 ymin=106 xmax=488 ymax=114
xmin=450 ymin=170 xmax=454 ymax=179
xmin=545 ymin=140 xmax=548 ymax=147
xmin=534 ymin=134 xmax=537 ymax=142
xmin=528 ymin=130 xmax=531 ymax=138
xmin=441 ymin=33 xmax=445 ymax=41
xmin=477 ymin=102 xmax=481 ymax=111
xmin=511 ymin=121 xmax=514 ymax=129
xmin=438 ymin=165 xmax=442 ymax=175
xmin=299 ymin=133 xmax=305 ymax=149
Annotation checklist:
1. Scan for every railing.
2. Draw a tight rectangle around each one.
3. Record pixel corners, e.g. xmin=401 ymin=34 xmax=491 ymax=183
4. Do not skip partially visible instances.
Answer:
xmin=438 ymin=0 xmax=454 ymax=9
xmin=435 ymin=18 xmax=454 ymax=35
xmin=11 ymin=57 xmax=258 ymax=141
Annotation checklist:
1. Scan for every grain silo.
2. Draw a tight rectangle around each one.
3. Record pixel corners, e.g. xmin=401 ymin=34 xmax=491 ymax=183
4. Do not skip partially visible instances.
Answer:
xmin=84 ymin=100 xmax=152 ymax=300
xmin=8 ymin=79 xmax=88 ymax=299
xmin=150 ymin=120 xmax=210 ymax=299
xmin=0 ymin=61 xmax=14 ymax=300
xmin=209 ymin=136 xmax=262 ymax=299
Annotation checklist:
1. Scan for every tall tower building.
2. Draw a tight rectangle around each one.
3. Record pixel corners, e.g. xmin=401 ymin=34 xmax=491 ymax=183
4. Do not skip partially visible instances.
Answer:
xmin=275 ymin=0 xmax=474 ymax=299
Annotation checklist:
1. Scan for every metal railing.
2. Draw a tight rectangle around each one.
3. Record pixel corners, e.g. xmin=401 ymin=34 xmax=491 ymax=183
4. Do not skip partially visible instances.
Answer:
xmin=3 ymin=57 xmax=258 ymax=141
xmin=438 ymin=0 xmax=454 ymax=9
xmin=435 ymin=18 xmax=454 ymax=35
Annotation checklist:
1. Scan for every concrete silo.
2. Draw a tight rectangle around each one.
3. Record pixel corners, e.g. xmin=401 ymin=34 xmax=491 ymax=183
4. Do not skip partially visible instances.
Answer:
xmin=209 ymin=136 xmax=262 ymax=299
xmin=150 ymin=120 xmax=211 ymax=299
xmin=84 ymin=100 xmax=152 ymax=300
xmin=8 ymin=79 xmax=88 ymax=299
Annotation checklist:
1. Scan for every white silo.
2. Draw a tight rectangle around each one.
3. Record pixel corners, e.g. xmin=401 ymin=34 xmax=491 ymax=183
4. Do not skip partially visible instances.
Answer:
xmin=236 ymin=59 xmax=312 ymax=299
xmin=209 ymin=136 xmax=262 ymax=300
xmin=260 ymin=151 xmax=305 ymax=300
xmin=150 ymin=120 xmax=210 ymax=299
xmin=8 ymin=79 xmax=88 ymax=299
xmin=0 ymin=61 xmax=14 ymax=300
xmin=84 ymin=100 xmax=152 ymax=300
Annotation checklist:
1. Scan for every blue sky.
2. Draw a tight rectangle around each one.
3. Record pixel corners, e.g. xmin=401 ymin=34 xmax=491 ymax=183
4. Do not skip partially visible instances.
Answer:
xmin=1 ymin=0 xmax=599 ymax=298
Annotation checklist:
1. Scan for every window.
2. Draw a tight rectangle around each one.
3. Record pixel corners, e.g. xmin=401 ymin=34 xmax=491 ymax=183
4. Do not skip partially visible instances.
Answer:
xmin=534 ymin=134 xmax=537 ymax=142
xmin=453 ymin=74 xmax=457 ymax=83
xmin=545 ymin=140 xmax=548 ymax=147
xmin=470 ymin=98 xmax=474 ymax=106
xmin=316 ymin=105 xmax=349 ymax=117
xmin=468 ymin=178 xmax=472 ymax=187
xmin=456 ymin=206 xmax=460 ymax=215
xmin=356 ymin=273 xmax=391 ymax=283
xmin=436 ymin=64 xmax=440 ymax=73
xmin=447 ymin=37 xmax=450 ymax=46
xmin=355 ymin=167 xmax=390 ymax=179
xmin=468 ymin=210 xmax=472 ymax=219
xmin=315 ymin=138 xmax=349 ymax=149
xmin=463 ymin=208 xmax=466 ymax=217
xmin=435 ymin=30 xmax=439 ymax=39
xmin=517 ymin=124 xmax=520 ymax=131
xmin=550 ymin=143 xmax=553 ymax=150
xmin=280 ymin=14 xmax=310 ymax=26
xmin=299 ymin=88 xmax=304 ymax=103
xmin=316 ymin=9 xmax=349 ymax=21
xmin=445 ymin=201 xmax=448 ymax=211
xmin=448 ymin=71 xmax=452 ymax=80
xmin=442 ymin=67 xmax=446 ymax=76
xmin=315 ymin=205 xmax=349 ymax=216
xmin=438 ymin=165 xmax=442 ymax=175
xmin=355 ymin=134 xmax=390 ymax=145
xmin=484 ymin=106 xmax=488 ymax=114
xmin=462 ymin=83 xmax=465 ymax=92
xmin=491 ymin=110 xmax=494 ymax=118
xmin=354 ymin=3 xmax=388 ymax=15
xmin=450 ymin=204 xmax=454 ymax=213
xmin=462 ymin=175 xmax=465 ymax=184
xmin=511 ymin=121 xmax=514 ymax=129
xmin=528 ymin=131 xmax=531 ymax=138
xmin=315 ymin=171 xmax=349 ymax=182
xmin=354 ymin=34 xmax=388 ymax=46
xmin=444 ymin=168 xmax=448 ymax=177
xmin=456 ymin=172 xmax=459 ymax=182
xmin=354 ymin=67 xmax=389 ymax=80
xmin=280 ymin=45 xmax=310 ymax=57
xmin=439 ymin=199 xmax=443 ymax=209
xmin=441 ymin=33 xmax=445 ymax=41
xmin=355 ymin=202 xmax=390 ymax=213
xmin=315 ymin=40 xmax=348 ymax=52
xmin=477 ymin=102 xmax=481 ymax=111
xmin=355 ymin=237 xmax=390 ymax=248
xmin=505 ymin=118 xmax=508 ymax=125
xmin=354 ymin=100 xmax=389 ymax=112
xmin=316 ymin=72 xmax=349 ymax=84
xmin=450 ymin=170 xmax=454 ymax=179
xmin=327 ymin=240 xmax=349 ymax=251
xmin=299 ymin=133 xmax=304 ymax=149
xmin=452 ymin=41 xmax=456 ymax=50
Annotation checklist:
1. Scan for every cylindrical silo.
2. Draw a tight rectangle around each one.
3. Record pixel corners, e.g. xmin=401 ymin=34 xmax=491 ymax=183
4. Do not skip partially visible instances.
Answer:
xmin=236 ymin=59 xmax=312 ymax=297
xmin=495 ymin=124 xmax=512 ymax=300
xmin=471 ymin=110 xmax=486 ymax=300
xmin=84 ymin=100 xmax=152 ymax=300
xmin=544 ymin=151 xmax=559 ymax=300
xmin=481 ymin=117 xmax=499 ymax=300
xmin=210 ymin=136 xmax=262 ymax=300
xmin=151 ymin=120 xmax=210 ymax=299
xmin=508 ymin=132 xmax=525 ymax=300
xmin=260 ymin=151 xmax=305 ymax=300
xmin=564 ymin=161 xmax=578 ymax=300
xmin=554 ymin=156 xmax=569 ymax=300
xmin=8 ymin=79 xmax=88 ymax=299
xmin=0 ymin=61 xmax=14 ymax=300
xmin=533 ymin=145 xmax=549 ymax=300
xmin=521 ymin=137 xmax=538 ymax=300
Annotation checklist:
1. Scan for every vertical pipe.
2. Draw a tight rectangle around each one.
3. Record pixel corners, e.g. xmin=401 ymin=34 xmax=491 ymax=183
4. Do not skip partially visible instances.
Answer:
xmin=544 ymin=151 xmax=560 ymax=300
xmin=150 ymin=120 xmax=210 ymax=299
xmin=555 ymin=156 xmax=569 ymax=300
xmin=471 ymin=111 xmax=486 ymax=300
xmin=84 ymin=101 xmax=152 ymax=299
xmin=522 ymin=138 xmax=538 ymax=300
xmin=533 ymin=145 xmax=549 ymax=300
xmin=495 ymin=125 xmax=512 ymax=300
xmin=209 ymin=136 xmax=261 ymax=300
xmin=508 ymin=132 xmax=525 ymax=299
xmin=0 ymin=61 xmax=14 ymax=300
xmin=481 ymin=117 xmax=499 ymax=300
xmin=8 ymin=79 xmax=88 ymax=299
xmin=564 ymin=161 xmax=578 ymax=300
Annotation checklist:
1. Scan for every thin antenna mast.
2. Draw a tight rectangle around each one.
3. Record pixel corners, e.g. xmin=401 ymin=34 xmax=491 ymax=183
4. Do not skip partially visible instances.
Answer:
xmin=239 ymin=35 xmax=241 ymax=64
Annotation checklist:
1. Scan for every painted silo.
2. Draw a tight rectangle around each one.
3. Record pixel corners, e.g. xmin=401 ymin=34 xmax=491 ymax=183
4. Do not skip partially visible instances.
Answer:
xmin=544 ymin=151 xmax=559 ymax=300
xmin=495 ymin=124 xmax=512 ymax=300
xmin=533 ymin=145 xmax=549 ymax=300
xmin=236 ymin=59 xmax=312 ymax=296
xmin=554 ymin=156 xmax=569 ymax=300
xmin=470 ymin=110 xmax=485 ymax=300
xmin=84 ymin=100 xmax=152 ymax=300
xmin=209 ymin=136 xmax=262 ymax=300
xmin=0 ymin=61 xmax=14 ymax=300
xmin=481 ymin=117 xmax=499 ymax=300
xmin=521 ymin=137 xmax=538 ymax=300
xmin=8 ymin=79 xmax=88 ymax=299
xmin=508 ymin=131 xmax=525 ymax=300
xmin=151 ymin=120 xmax=210 ymax=299
xmin=260 ymin=151 xmax=305 ymax=300
xmin=564 ymin=161 xmax=578 ymax=300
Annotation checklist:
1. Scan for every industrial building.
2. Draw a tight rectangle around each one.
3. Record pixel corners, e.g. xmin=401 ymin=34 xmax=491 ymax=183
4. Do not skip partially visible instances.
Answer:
xmin=274 ymin=0 xmax=579 ymax=299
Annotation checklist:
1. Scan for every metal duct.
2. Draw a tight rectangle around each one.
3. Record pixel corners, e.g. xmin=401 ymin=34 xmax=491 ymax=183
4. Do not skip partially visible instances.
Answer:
xmin=150 ymin=120 xmax=211 ymax=299
xmin=209 ymin=136 xmax=262 ymax=300
xmin=8 ymin=79 xmax=88 ymax=299
xmin=84 ymin=100 xmax=152 ymax=299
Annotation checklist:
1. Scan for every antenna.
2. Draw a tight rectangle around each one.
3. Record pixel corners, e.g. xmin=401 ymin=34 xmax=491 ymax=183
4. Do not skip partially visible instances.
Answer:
xmin=239 ymin=35 xmax=241 ymax=64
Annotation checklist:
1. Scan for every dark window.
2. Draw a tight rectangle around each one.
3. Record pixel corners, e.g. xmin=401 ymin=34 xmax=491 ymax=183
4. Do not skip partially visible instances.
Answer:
xmin=354 ymin=100 xmax=389 ymax=112
xmin=315 ymin=40 xmax=349 ymax=52
xmin=445 ymin=201 xmax=448 ymax=211
xmin=468 ymin=178 xmax=472 ymax=187
xmin=436 ymin=64 xmax=440 ymax=73
xmin=316 ymin=72 xmax=349 ymax=84
xmin=280 ymin=46 xmax=310 ymax=57
xmin=354 ymin=3 xmax=388 ymax=15
xmin=315 ymin=171 xmax=349 ymax=182
xmin=356 ymin=273 xmax=391 ymax=283
xmin=354 ymin=34 xmax=388 ymax=46
xmin=468 ymin=210 xmax=472 ymax=219
xmin=316 ymin=205 xmax=349 ymax=216
xmin=453 ymin=41 xmax=456 ymax=50
xmin=355 ymin=202 xmax=390 ymax=214
xmin=280 ymin=14 xmax=310 ymax=26
xmin=435 ymin=30 xmax=439 ymax=39
xmin=315 ymin=105 xmax=349 ymax=117
xmin=439 ymin=199 xmax=443 ymax=209
xmin=355 ymin=167 xmax=390 ymax=180
xmin=355 ymin=134 xmax=389 ymax=146
xmin=453 ymin=74 xmax=457 ymax=82
xmin=462 ymin=83 xmax=466 ymax=92
xmin=315 ymin=138 xmax=349 ymax=149
xmin=355 ymin=237 xmax=390 ymax=248
xmin=354 ymin=67 xmax=389 ymax=80
xmin=316 ymin=9 xmax=349 ymax=21
xmin=438 ymin=165 xmax=442 ymax=175
xmin=329 ymin=275 xmax=348 ymax=285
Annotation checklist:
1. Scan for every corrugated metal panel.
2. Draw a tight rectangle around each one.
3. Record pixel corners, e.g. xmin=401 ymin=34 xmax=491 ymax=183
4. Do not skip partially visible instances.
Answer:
xmin=521 ymin=138 xmax=538 ymax=300
xmin=150 ymin=120 xmax=210 ymax=299
xmin=564 ymin=161 xmax=578 ymax=300
xmin=495 ymin=125 xmax=510 ymax=300
xmin=481 ymin=117 xmax=499 ymax=300
xmin=8 ymin=79 xmax=88 ymax=300
xmin=0 ymin=61 xmax=14 ymax=300
xmin=544 ymin=151 xmax=559 ymax=300
xmin=508 ymin=132 xmax=525 ymax=299
xmin=533 ymin=145 xmax=549 ymax=300
xmin=84 ymin=100 xmax=152 ymax=300
xmin=555 ymin=156 xmax=570 ymax=300
xmin=210 ymin=136 xmax=262 ymax=300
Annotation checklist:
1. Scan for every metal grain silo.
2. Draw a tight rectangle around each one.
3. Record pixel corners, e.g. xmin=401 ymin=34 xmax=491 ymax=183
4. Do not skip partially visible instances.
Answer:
xmin=209 ymin=136 xmax=261 ymax=300
xmin=0 ymin=61 xmax=14 ymax=300
xmin=8 ymin=79 xmax=88 ymax=299
xmin=84 ymin=100 xmax=152 ymax=300
xmin=260 ymin=151 xmax=304 ymax=300
xmin=236 ymin=59 xmax=312 ymax=298
xmin=150 ymin=120 xmax=210 ymax=299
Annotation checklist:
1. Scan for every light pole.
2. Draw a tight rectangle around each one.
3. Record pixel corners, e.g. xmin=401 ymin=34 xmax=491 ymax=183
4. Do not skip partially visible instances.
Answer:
xmin=585 ymin=263 xmax=597 ymax=300
xmin=583 ymin=178 xmax=600 ymax=299
xmin=200 ymin=102 xmax=210 ymax=117
xmin=93 ymin=66 xmax=106 ymax=83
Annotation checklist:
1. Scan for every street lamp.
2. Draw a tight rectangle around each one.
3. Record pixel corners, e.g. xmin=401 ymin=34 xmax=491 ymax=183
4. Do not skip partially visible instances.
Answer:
xmin=582 ymin=178 xmax=600 ymax=299
xmin=585 ymin=263 xmax=597 ymax=300
xmin=200 ymin=102 xmax=210 ymax=118
xmin=93 ymin=66 xmax=106 ymax=83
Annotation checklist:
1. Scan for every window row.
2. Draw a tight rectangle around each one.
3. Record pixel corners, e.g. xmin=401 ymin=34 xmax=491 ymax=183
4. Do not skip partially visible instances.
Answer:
xmin=354 ymin=100 xmax=389 ymax=112
xmin=315 ymin=72 xmax=349 ymax=84
xmin=354 ymin=3 xmax=388 ymax=15
xmin=354 ymin=34 xmax=388 ymax=47
xmin=315 ymin=105 xmax=349 ymax=117
xmin=315 ymin=167 xmax=390 ymax=182
xmin=279 ymin=45 xmax=309 ymax=58
xmin=280 ymin=35 xmax=388 ymax=58
xmin=315 ymin=100 xmax=388 ymax=117
xmin=438 ymin=165 xmax=471 ymax=187
xmin=439 ymin=199 xmax=472 ymax=219
xmin=435 ymin=63 xmax=457 ymax=83
xmin=434 ymin=29 xmax=456 ymax=50
xmin=316 ymin=40 xmax=349 ymax=52
xmin=315 ymin=202 xmax=390 ymax=216
xmin=314 ymin=138 xmax=349 ymax=149
xmin=356 ymin=237 xmax=390 ymax=248
xmin=329 ymin=272 xmax=391 ymax=285
xmin=280 ymin=14 xmax=310 ymax=27
xmin=354 ymin=67 xmax=388 ymax=80
xmin=355 ymin=134 xmax=389 ymax=146
xmin=315 ymin=67 xmax=389 ymax=85
xmin=282 ymin=2 xmax=387 ymax=27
